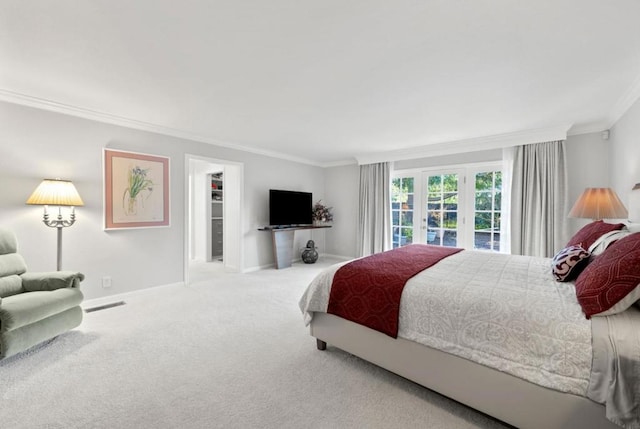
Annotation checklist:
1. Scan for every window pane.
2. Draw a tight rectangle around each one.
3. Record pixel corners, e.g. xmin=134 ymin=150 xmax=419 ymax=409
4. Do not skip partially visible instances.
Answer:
xmin=442 ymin=230 xmax=457 ymax=247
xmin=494 ymin=172 xmax=502 ymax=190
xmin=427 ymin=201 xmax=441 ymax=211
xmin=401 ymin=211 xmax=413 ymax=227
xmin=392 ymin=210 xmax=399 ymax=224
xmin=428 ymin=193 xmax=441 ymax=203
xmin=405 ymin=194 xmax=414 ymax=210
xmin=475 ymin=212 xmax=492 ymax=230
xmin=428 ymin=213 xmax=442 ymax=228
xmin=474 ymin=231 xmax=492 ymax=249
xmin=493 ymin=234 xmax=501 ymax=252
xmin=443 ymin=175 xmax=458 ymax=191
xmin=443 ymin=192 xmax=458 ymax=206
xmin=475 ymin=192 xmax=492 ymax=210
xmin=405 ymin=178 xmax=414 ymax=194
xmin=402 ymin=228 xmax=413 ymax=245
xmin=443 ymin=212 xmax=457 ymax=229
xmin=428 ymin=176 xmax=441 ymax=192
xmin=475 ymin=172 xmax=493 ymax=191
xmin=494 ymin=191 xmax=501 ymax=210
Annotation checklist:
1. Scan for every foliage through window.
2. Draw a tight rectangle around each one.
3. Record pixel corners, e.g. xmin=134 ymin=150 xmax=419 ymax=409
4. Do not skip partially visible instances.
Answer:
xmin=473 ymin=171 xmax=502 ymax=251
xmin=426 ymin=173 xmax=459 ymax=247
xmin=391 ymin=177 xmax=414 ymax=248
xmin=391 ymin=164 xmax=503 ymax=252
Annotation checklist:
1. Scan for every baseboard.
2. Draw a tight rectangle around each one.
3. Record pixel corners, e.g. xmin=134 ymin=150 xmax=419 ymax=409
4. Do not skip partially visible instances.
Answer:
xmin=321 ymin=253 xmax=353 ymax=261
xmin=243 ymin=254 xmax=350 ymax=272
xmin=243 ymin=263 xmax=274 ymax=273
xmin=82 ymin=281 xmax=185 ymax=309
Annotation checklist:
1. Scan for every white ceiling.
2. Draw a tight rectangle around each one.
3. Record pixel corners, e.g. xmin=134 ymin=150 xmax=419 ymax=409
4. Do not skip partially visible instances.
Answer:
xmin=2 ymin=1 xmax=640 ymax=166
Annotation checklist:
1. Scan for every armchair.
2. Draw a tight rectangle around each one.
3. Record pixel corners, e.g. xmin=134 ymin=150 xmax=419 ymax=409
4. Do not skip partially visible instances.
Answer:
xmin=0 ymin=228 xmax=84 ymax=359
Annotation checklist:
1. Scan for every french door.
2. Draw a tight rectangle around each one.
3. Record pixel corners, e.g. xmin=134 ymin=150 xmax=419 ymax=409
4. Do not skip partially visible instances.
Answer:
xmin=422 ymin=170 xmax=463 ymax=247
xmin=392 ymin=164 xmax=502 ymax=251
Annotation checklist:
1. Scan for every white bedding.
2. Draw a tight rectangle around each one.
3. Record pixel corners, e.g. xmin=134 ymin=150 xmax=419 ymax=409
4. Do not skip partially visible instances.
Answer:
xmin=590 ymin=309 xmax=640 ymax=429
xmin=300 ymin=250 xmax=593 ymax=395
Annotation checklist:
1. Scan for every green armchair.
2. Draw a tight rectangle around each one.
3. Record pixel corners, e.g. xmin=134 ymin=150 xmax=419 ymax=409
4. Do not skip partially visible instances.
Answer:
xmin=0 ymin=228 xmax=84 ymax=359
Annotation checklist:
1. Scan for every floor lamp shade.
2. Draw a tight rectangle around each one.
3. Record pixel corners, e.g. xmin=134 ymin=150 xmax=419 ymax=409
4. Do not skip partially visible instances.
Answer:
xmin=26 ymin=179 xmax=84 ymax=206
xmin=26 ymin=179 xmax=84 ymax=271
xmin=568 ymin=188 xmax=628 ymax=220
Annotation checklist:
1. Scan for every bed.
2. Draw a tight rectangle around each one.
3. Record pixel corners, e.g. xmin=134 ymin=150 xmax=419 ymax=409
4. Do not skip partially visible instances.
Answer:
xmin=299 ymin=223 xmax=640 ymax=429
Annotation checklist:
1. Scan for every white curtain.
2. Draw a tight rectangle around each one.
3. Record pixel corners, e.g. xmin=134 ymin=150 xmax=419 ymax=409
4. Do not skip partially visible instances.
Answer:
xmin=509 ymin=140 xmax=568 ymax=257
xmin=357 ymin=162 xmax=391 ymax=256
xmin=500 ymin=147 xmax=515 ymax=254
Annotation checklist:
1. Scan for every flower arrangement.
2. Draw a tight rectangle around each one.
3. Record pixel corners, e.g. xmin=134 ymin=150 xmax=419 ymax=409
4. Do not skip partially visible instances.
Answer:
xmin=122 ymin=165 xmax=154 ymax=215
xmin=312 ymin=200 xmax=333 ymax=223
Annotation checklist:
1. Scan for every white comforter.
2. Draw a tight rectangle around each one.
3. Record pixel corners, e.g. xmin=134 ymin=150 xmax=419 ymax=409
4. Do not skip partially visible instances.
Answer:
xmin=300 ymin=250 xmax=593 ymax=395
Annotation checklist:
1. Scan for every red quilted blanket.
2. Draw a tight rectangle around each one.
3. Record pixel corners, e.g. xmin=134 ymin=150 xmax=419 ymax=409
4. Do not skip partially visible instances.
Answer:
xmin=327 ymin=244 xmax=463 ymax=338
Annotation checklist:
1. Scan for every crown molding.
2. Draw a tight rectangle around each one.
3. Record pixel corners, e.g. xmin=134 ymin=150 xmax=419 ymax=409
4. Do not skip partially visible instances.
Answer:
xmin=354 ymin=125 xmax=571 ymax=165
xmin=566 ymin=121 xmax=610 ymax=137
xmin=606 ymin=71 xmax=640 ymax=129
xmin=0 ymin=89 xmax=333 ymax=168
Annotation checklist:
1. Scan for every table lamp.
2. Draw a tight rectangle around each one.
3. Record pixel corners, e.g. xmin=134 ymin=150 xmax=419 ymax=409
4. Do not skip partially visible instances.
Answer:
xmin=568 ymin=187 xmax=628 ymax=221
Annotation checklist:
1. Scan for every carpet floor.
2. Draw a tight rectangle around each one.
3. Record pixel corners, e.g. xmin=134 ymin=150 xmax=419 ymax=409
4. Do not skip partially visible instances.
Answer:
xmin=0 ymin=258 xmax=509 ymax=429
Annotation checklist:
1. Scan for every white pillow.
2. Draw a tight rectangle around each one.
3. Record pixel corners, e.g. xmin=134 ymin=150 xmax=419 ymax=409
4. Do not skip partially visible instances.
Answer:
xmin=626 ymin=223 xmax=640 ymax=233
xmin=588 ymin=229 xmax=632 ymax=256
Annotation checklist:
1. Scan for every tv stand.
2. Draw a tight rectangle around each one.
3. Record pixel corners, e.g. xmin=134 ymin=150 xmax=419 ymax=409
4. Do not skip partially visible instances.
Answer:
xmin=258 ymin=225 xmax=331 ymax=269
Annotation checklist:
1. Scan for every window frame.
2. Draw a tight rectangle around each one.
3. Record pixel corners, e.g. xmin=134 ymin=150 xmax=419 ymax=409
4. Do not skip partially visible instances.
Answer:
xmin=391 ymin=161 xmax=503 ymax=251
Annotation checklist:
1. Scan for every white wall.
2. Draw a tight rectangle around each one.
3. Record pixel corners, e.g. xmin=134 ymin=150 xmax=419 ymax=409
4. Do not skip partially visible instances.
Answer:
xmin=393 ymin=149 xmax=502 ymax=170
xmin=564 ymin=132 xmax=612 ymax=233
xmin=0 ymin=101 xmax=325 ymax=299
xmin=325 ymin=164 xmax=359 ymax=259
xmin=609 ymin=97 xmax=640 ymax=221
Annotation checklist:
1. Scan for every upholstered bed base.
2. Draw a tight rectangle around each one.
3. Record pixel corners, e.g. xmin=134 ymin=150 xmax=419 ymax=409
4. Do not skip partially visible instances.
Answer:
xmin=310 ymin=312 xmax=619 ymax=429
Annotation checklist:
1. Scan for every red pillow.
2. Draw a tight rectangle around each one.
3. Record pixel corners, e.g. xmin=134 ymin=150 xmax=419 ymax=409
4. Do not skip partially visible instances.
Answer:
xmin=566 ymin=220 xmax=625 ymax=250
xmin=574 ymin=232 xmax=640 ymax=318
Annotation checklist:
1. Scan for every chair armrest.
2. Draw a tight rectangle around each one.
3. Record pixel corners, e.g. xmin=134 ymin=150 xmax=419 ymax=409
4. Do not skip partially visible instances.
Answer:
xmin=20 ymin=271 xmax=85 ymax=292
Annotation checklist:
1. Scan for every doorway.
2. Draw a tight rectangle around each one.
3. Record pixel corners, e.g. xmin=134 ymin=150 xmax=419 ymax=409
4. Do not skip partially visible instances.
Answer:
xmin=184 ymin=154 xmax=244 ymax=285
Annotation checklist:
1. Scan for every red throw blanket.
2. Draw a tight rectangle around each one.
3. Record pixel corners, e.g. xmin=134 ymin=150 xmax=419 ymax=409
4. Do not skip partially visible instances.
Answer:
xmin=327 ymin=244 xmax=463 ymax=338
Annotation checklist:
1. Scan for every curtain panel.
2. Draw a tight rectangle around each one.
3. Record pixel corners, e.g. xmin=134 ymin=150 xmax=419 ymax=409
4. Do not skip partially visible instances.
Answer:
xmin=357 ymin=162 xmax=391 ymax=256
xmin=510 ymin=140 xmax=568 ymax=258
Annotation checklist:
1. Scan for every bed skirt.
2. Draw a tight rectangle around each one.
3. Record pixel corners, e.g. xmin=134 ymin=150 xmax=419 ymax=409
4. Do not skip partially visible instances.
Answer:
xmin=309 ymin=312 xmax=619 ymax=429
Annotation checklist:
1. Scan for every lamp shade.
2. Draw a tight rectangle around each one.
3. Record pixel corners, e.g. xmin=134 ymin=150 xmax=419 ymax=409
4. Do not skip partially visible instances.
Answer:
xmin=26 ymin=179 xmax=84 ymax=206
xmin=568 ymin=188 xmax=627 ymax=220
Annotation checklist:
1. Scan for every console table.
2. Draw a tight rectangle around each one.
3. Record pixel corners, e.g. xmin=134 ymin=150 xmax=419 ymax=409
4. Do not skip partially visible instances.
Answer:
xmin=258 ymin=225 xmax=331 ymax=269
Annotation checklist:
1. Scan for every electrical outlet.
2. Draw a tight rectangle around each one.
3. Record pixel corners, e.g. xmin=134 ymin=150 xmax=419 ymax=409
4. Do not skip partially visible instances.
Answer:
xmin=102 ymin=276 xmax=112 ymax=288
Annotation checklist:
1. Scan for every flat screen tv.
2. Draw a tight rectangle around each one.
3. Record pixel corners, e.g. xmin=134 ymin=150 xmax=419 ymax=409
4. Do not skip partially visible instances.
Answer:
xmin=269 ymin=189 xmax=312 ymax=227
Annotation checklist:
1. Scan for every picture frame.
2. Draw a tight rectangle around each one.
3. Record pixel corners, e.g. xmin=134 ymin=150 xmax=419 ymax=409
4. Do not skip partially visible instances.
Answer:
xmin=104 ymin=148 xmax=170 ymax=229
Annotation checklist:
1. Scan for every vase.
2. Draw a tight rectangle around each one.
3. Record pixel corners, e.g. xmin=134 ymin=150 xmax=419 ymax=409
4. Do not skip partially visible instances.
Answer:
xmin=125 ymin=196 xmax=138 ymax=215
xmin=301 ymin=240 xmax=318 ymax=264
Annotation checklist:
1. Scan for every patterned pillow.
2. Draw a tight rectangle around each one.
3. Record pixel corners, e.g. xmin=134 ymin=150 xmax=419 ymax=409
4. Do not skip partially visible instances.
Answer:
xmin=551 ymin=245 xmax=590 ymax=282
xmin=574 ymin=232 xmax=640 ymax=318
xmin=566 ymin=220 xmax=625 ymax=250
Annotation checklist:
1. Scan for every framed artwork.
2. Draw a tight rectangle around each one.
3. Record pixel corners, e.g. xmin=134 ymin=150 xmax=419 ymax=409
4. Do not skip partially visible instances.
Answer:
xmin=104 ymin=148 xmax=170 ymax=229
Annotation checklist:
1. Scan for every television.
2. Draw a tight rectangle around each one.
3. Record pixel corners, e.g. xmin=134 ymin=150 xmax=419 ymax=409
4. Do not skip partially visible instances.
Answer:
xmin=269 ymin=189 xmax=313 ymax=227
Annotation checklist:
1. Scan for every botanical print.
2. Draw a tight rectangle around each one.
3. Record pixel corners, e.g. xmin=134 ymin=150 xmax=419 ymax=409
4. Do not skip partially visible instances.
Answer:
xmin=104 ymin=148 xmax=170 ymax=229
xmin=123 ymin=166 xmax=154 ymax=215
xmin=111 ymin=157 xmax=164 ymax=223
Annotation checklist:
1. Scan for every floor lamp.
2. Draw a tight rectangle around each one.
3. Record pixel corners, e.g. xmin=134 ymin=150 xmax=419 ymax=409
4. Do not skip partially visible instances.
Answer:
xmin=26 ymin=179 xmax=84 ymax=271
